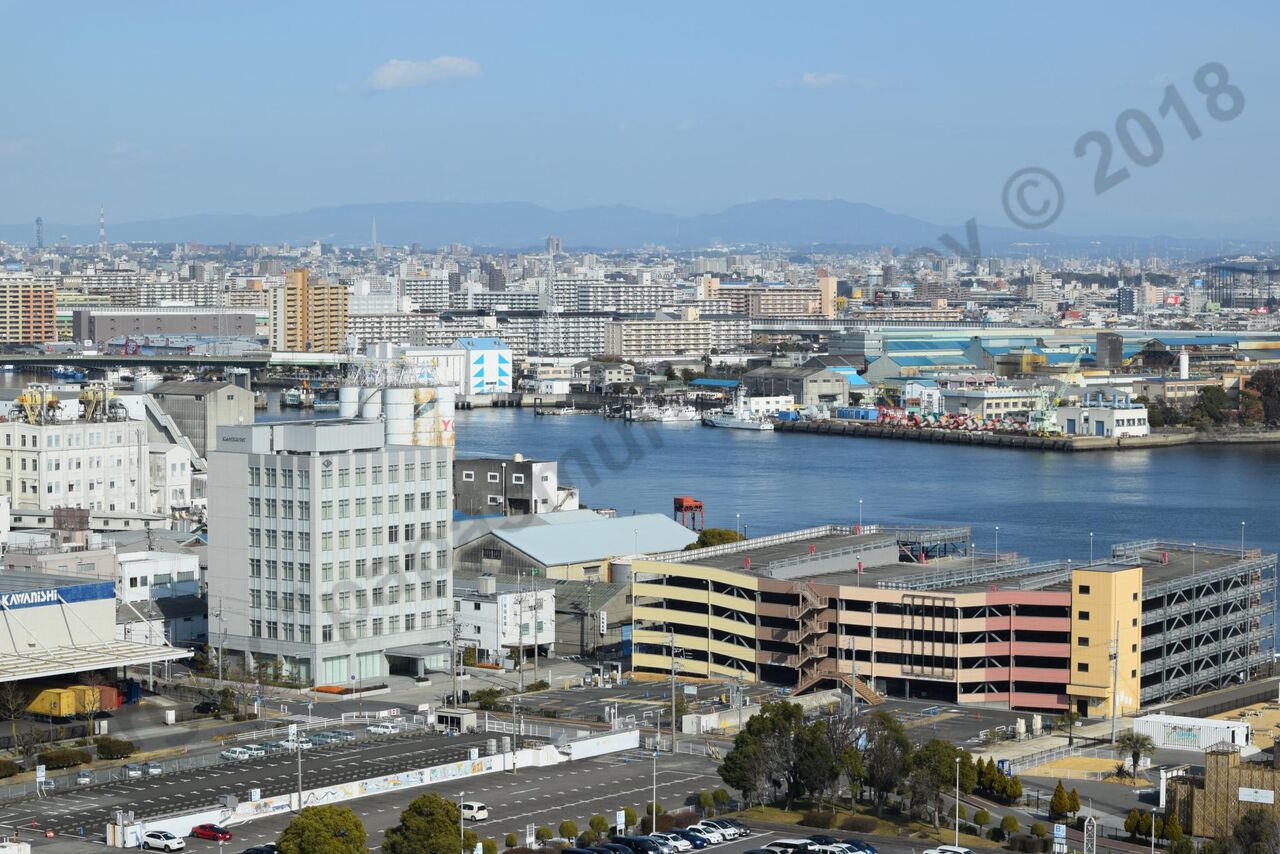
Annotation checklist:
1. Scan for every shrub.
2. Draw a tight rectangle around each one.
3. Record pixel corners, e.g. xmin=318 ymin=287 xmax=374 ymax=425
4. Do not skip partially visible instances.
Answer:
xmin=962 ymin=823 xmax=979 ymax=836
xmin=973 ymin=808 xmax=991 ymax=829
xmin=841 ymin=815 xmax=877 ymax=833
xmin=504 ymin=832 xmax=517 ymax=849
xmin=481 ymin=839 xmax=497 ymax=854
xmin=588 ymin=816 xmax=608 ymax=835
xmin=534 ymin=827 xmax=552 ymax=842
xmin=558 ymin=821 xmax=578 ymax=841
xmin=94 ymin=736 xmax=137 ymax=760
xmin=800 ymin=811 xmax=837 ymax=829
xmin=524 ymin=680 xmax=550 ymax=693
xmin=38 ymin=748 xmax=90 ymax=769
xmin=988 ymin=826 xmax=1007 ymax=842
xmin=0 ymin=760 xmax=18 ymax=780
xmin=1031 ymin=821 xmax=1047 ymax=838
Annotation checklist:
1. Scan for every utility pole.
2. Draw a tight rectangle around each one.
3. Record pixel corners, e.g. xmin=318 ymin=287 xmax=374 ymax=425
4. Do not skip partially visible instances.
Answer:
xmin=517 ymin=569 xmax=525 ymax=692
xmin=1109 ymin=620 xmax=1120 ymax=745
xmin=215 ymin=598 xmax=225 ymax=682
xmin=532 ymin=571 xmax=539 ymax=685
xmin=451 ymin=618 xmax=460 ymax=708
xmin=295 ymin=742 xmax=303 ymax=812
xmin=669 ymin=628 xmax=678 ymax=752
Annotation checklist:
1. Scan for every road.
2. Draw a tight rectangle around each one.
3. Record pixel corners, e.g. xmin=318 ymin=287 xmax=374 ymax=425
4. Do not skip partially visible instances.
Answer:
xmin=0 ymin=730 xmax=493 ymax=839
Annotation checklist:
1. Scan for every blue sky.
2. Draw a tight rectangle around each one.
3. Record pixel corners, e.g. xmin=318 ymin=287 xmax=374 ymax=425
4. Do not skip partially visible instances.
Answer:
xmin=1 ymin=1 xmax=1276 ymax=237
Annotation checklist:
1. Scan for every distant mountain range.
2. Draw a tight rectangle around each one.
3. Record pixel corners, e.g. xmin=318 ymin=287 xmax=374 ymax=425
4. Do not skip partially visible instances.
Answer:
xmin=0 ymin=199 xmax=1265 ymax=256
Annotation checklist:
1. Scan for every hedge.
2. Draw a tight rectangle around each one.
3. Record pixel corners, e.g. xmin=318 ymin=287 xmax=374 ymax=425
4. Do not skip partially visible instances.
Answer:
xmin=94 ymin=736 xmax=137 ymax=760
xmin=38 ymin=748 xmax=91 ymax=770
xmin=841 ymin=815 xmax=877 ymax=833
xmin=800 ymin=811 xmax=837 ymax=828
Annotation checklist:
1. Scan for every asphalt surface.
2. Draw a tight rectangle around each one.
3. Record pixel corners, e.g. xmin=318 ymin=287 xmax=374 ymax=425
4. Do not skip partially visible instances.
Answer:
xmin=0 ymin=729 xmax=493 ymax=839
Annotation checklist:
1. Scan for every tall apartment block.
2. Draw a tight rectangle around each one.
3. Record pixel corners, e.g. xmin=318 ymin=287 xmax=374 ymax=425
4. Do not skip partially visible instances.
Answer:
xmin=207 ymin=420 xmax=453 ymax=685
xmin=268 ymin=269 xmax=349 ymax=352
xmin=0 ymin=275 xmax=57 ymax=343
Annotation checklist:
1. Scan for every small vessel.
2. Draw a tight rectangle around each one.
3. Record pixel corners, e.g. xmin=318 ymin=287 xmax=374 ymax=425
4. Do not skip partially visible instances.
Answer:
xmin=535 ymin=401 xmax=592 ymax=416
xmin=702 ymin=385 xmax=774 ymax=431
xmin=633 ymin=403 xmax=699 ymax=423
xmin=0 ymin=365 xmax=15 ymax=373
xmin=281 ymin=387 xmax=315 ymax=408
xmin=132 ymin=369 xmax=163 ymax=393
xmin=253 ymin=390 xmax=268 ymax=410
xmin=312 ymin=399 xmax=340 ymax=412
xmin=52 ymin=366 xmax=85 ymax=382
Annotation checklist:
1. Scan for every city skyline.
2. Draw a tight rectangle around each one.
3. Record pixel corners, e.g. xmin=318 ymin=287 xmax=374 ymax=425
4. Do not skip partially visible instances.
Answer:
xmin=1 ymin=2 xmax=1276 ymax=239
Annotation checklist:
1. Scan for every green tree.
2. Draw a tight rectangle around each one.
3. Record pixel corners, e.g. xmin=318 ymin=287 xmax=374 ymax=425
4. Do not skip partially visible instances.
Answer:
xmin=384 ymin=794 xmax=463 ymax=854
xmin=686 ymin=528 xmax=745 ymax=550
xmin=558 ymin=820 xmax=578 ymax=841
xmin=646 ymin=801 xmax=663 ymax=816
xmin=623 ymin=806 xmax=637 ymax=831
xmin=1115 ymin=730 xmax=1156 ymax=780
xmin=1030 ymin=821 xmax=1047 ymax=837
xmin=1067 ymin=787 xmax=1081 ymax=817
xmin=973 ymin=808 xmax=991 ymax=832
xmin=589 ymin=815 xmax=609 ymax=836
xmin=1233 ymin=807 xmax=1280 ymax=852
xmin=1246 ymin=369 xmax=1280 ymax=424
xmin=482 ymin=839 xmax=497 ymax=854
xmin=472 ymin=688 xmax=505 ymax=711
xmin=717 ymin=700 xmax=804 ymax=806
xmin=278 ymin=806 xmax=366 ymax=854
xmin=906 ymin=739 xmax=976 ymax=827
xmin=1049 ymin=780 xmax=1070 ymax=820
xmin=1163 ymin=811 xmax=1184 ymax=842
xmin=712 ymin=787 xmax=730 ymax=813
xmin=698 ymin=791 xmax=714 ymax=814
xmin=862 ymin=710 xmax=911 ymax=815
xmin=1000 ymin=815 xmax=1020 ymax=836
xmin=793 ymin=719 xmax=838 ymax=807
xmin=1124 ymin=808 xmax=1141 ymax=839
xmin=535 ymin=827 xmax=553 ymax=842
xmin=1137 ymin=811 xmax=1153 ymax=839
xmin=504 ymin=832 xmax=517 ymax=849
xmin=1055 ymin=709 xmax=1080 ymax=746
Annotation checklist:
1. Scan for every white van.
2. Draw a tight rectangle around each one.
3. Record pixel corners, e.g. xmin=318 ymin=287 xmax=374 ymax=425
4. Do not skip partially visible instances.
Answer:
xmin=461 ymin=802 xmax=489 ymax=821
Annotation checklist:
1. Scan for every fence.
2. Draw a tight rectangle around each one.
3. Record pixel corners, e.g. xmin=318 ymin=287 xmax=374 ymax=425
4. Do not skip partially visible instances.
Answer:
xmin=1009 ymin=741 xmax=1115 ymax=774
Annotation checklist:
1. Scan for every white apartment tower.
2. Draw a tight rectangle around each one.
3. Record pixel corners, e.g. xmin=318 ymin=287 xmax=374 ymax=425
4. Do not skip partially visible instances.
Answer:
xmin=207 ymin=420 xmax=453 ymax=685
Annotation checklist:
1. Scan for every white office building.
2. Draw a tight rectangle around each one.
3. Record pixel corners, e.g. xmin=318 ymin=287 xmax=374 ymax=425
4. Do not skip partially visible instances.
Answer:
xmin=207 ymin=420 xmax=454 ymax=686
xmin=453 ymin=576 xmax=555 ymax=665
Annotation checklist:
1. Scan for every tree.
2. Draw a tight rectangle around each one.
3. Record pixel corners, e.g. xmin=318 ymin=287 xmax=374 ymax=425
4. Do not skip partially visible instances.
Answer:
xmin=1049 ymin=780 xmax=1070 ymax=820
xmin=1067 ymin=787 xmax=1081 ymax=817
xmin=1245 ymin=369 xmax=1280 ymax=424
xmin=504 ymin=832 xmax=517 ymax=849
xmin=686 ymin=528 xmax=744 ymax=550
xmin=1115 ymin=730 xmax=1156 ymax=780
xmin=1030 ymin=822 xmax=1047 ymax=838
xmin=712 ymin=787 xmax=730 ymax=813
xmin=1137 ymin=811 xmax=1153 ymax=840
xmin=646 ymin=801 xmax=663 ymax=817
xmin=623 ymin=806 xmax=637 ymax=831
xmin=1233 ymin=807 xmax=1280 ymax=852
xmin=535 ymin=827 xmax=553 ymax=842
xmin=862 ymin=710 xmax=910 ymax=815
xmin=1163 ymin=811 xmax=1183 ymax=842
xmin=558 ymin=820 xmax=578 ymax=841
xmin=1055 ymin=709 xmax=1080 ymax=747
xmin=589 ymin=815 xmax=609 ymax=836
xmin=278 ymin=806 xmax=366 ymax=854
xmin=792 ymin=719 xmax=837 ymax=807
xmin=907 ymin=739 xmax=975 ymax=828
xmin=1000 ymin=815 xmax=1020 ymax=836
xmin=973 ymin=808 xmax=991 ymax=833
xmin=1125 ymin=808 xmax=1141 ymax=839
xmin=481 ymin=839 xmax=497 ymax=854
xmin=0 ymin=683 xmax=30 ymax=745
xmin=384 ymin=794 xmax=463 ymax=854
xmin=698 ymin=791 xmax=715 ymax=815
xmin=717 ymin=700 xmax=804 ymax=806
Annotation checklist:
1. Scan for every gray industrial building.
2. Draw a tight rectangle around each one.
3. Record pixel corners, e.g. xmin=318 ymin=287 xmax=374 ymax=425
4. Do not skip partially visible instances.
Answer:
xmin=149 ymin=381 xmax=256 ymax=457
xmin=453 ymin=455 xmax=577 ymax=517
xmin=742 ymin=364 xmax=850 ymax=406
xmin=72 ymin=307 xmax=259 ymax=343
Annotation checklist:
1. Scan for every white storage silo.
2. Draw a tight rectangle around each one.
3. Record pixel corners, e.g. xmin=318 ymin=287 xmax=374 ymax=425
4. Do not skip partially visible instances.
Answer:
xmin=338 ymin=385 xmax=361 ymax=418
xmin=358 ymin=387 xmax=383 ymax=420
xmin=412 ymin=385 xmax=456 ymax=447
xmin=384 ymin=386 xmax=415 ymax=446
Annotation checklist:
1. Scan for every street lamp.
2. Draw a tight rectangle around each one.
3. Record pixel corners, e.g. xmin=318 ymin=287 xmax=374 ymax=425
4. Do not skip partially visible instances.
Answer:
xmin=459 ymin=791 xmax=466 ymax=848
xmin=1089 ymin=532 xmax=1094 ymax=565
xmin=1149 ymin=808 xmax=1156 ymax=854
xmin=652 ymin=749 xmax=659 ymax=833
xmin=954 ymin=756 xmax=961 ymax=846
xmin=994 ymin=526 xmax=1000 ymax=560
xmin=970 ymin=543 xmax=975 ymax=571
xmin=858 ymin=499 xmax=863 ymax=531
xmin=1241 ymin=521 xmax=1247 ymax=558
xmin=736 ymin=513 xmax=740 ymax=537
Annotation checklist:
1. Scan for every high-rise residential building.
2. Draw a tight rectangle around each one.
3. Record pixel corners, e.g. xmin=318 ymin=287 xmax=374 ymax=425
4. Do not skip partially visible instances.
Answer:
xmin=207 ymin=420 xmax=454 ymax=685
xmin=0 ymin=274 xmax=56 ymax=344
xmin=268 ymin=269 xmax=350 ymax=352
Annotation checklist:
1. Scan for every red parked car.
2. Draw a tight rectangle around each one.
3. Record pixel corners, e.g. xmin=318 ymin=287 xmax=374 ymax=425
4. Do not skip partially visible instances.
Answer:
xmin=190 ymin=824 xmax=232 ymax=842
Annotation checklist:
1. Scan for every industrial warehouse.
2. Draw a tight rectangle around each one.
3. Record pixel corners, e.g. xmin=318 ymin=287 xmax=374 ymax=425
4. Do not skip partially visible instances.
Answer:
xmin=630 ymin=524 xmax=1274 ymax=716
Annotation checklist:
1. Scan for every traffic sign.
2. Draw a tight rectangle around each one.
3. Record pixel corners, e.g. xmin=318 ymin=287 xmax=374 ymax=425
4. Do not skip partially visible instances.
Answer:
xmin=616 ymin=809 xmax=626 ymax=833
xmin=1054 ymin=823 xmax=1066 ymax=838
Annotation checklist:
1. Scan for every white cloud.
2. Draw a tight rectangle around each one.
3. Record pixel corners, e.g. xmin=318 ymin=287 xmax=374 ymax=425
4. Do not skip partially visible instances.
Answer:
xmin=367 ymin=56 xmax=481 ymax=90
xmin=800 ymin=71 xmax=845 ymax=88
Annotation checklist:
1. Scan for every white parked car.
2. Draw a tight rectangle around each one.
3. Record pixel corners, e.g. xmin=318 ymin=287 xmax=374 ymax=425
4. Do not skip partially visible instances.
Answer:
xmin=684 ymin=824 xmax=723 ymax=844
xmin=219 ymin=747 xmax=251 ymax=761
xmin=765 ymin=841 xmax=820 ymax=853
xmin=460 ymin=802 xmax=489 ymax=820
xmin=924 ymin=846 xmax=976 ymax=854
xmin=140 ymin=830 xmax=186 ymax=851
xmin=367 ymin=722 xmax=398 ymax=735
xmin=651 ymin=832 xmax=693 ymax=852
xmin=705 ymin=819 xmax=740 ymax=839
xmin=241 ymin=744 xmax=267 ymax=757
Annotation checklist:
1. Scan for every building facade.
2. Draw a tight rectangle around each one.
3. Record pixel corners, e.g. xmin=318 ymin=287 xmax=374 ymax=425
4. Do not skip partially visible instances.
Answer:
xmin=207 ymin=420 xmax=454 ymax=685
xmin=0 ymin=275 xmax=57 ymax=344
xmin=268 ymin=269 xmax=350 ymax=352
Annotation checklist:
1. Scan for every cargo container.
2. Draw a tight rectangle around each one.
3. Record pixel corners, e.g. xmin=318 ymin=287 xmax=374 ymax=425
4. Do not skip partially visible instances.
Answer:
xmin=1132 ymin=713 xmax=1251 ymax=751
xmin=27 ymin=688 xmax=77 ymax=719
xmin=98 ymin=684 xmax=121 ymax=711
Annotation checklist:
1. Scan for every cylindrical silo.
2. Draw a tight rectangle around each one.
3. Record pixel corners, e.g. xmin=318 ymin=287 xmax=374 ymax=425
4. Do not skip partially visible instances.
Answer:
xmin=338 ymin=385 xmax=360 ymax=418
xmin=412 ymin=385 xmax=456 ymax=447
xmin=384 ymin=386 xmax=415 ymax=446
xmin=358 ymin=387 xmax=383 ymax=420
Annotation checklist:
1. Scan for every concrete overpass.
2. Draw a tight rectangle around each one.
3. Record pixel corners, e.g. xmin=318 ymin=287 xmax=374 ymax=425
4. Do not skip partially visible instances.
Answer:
xmin=1 ymin=351 xmax=351 ymax=371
